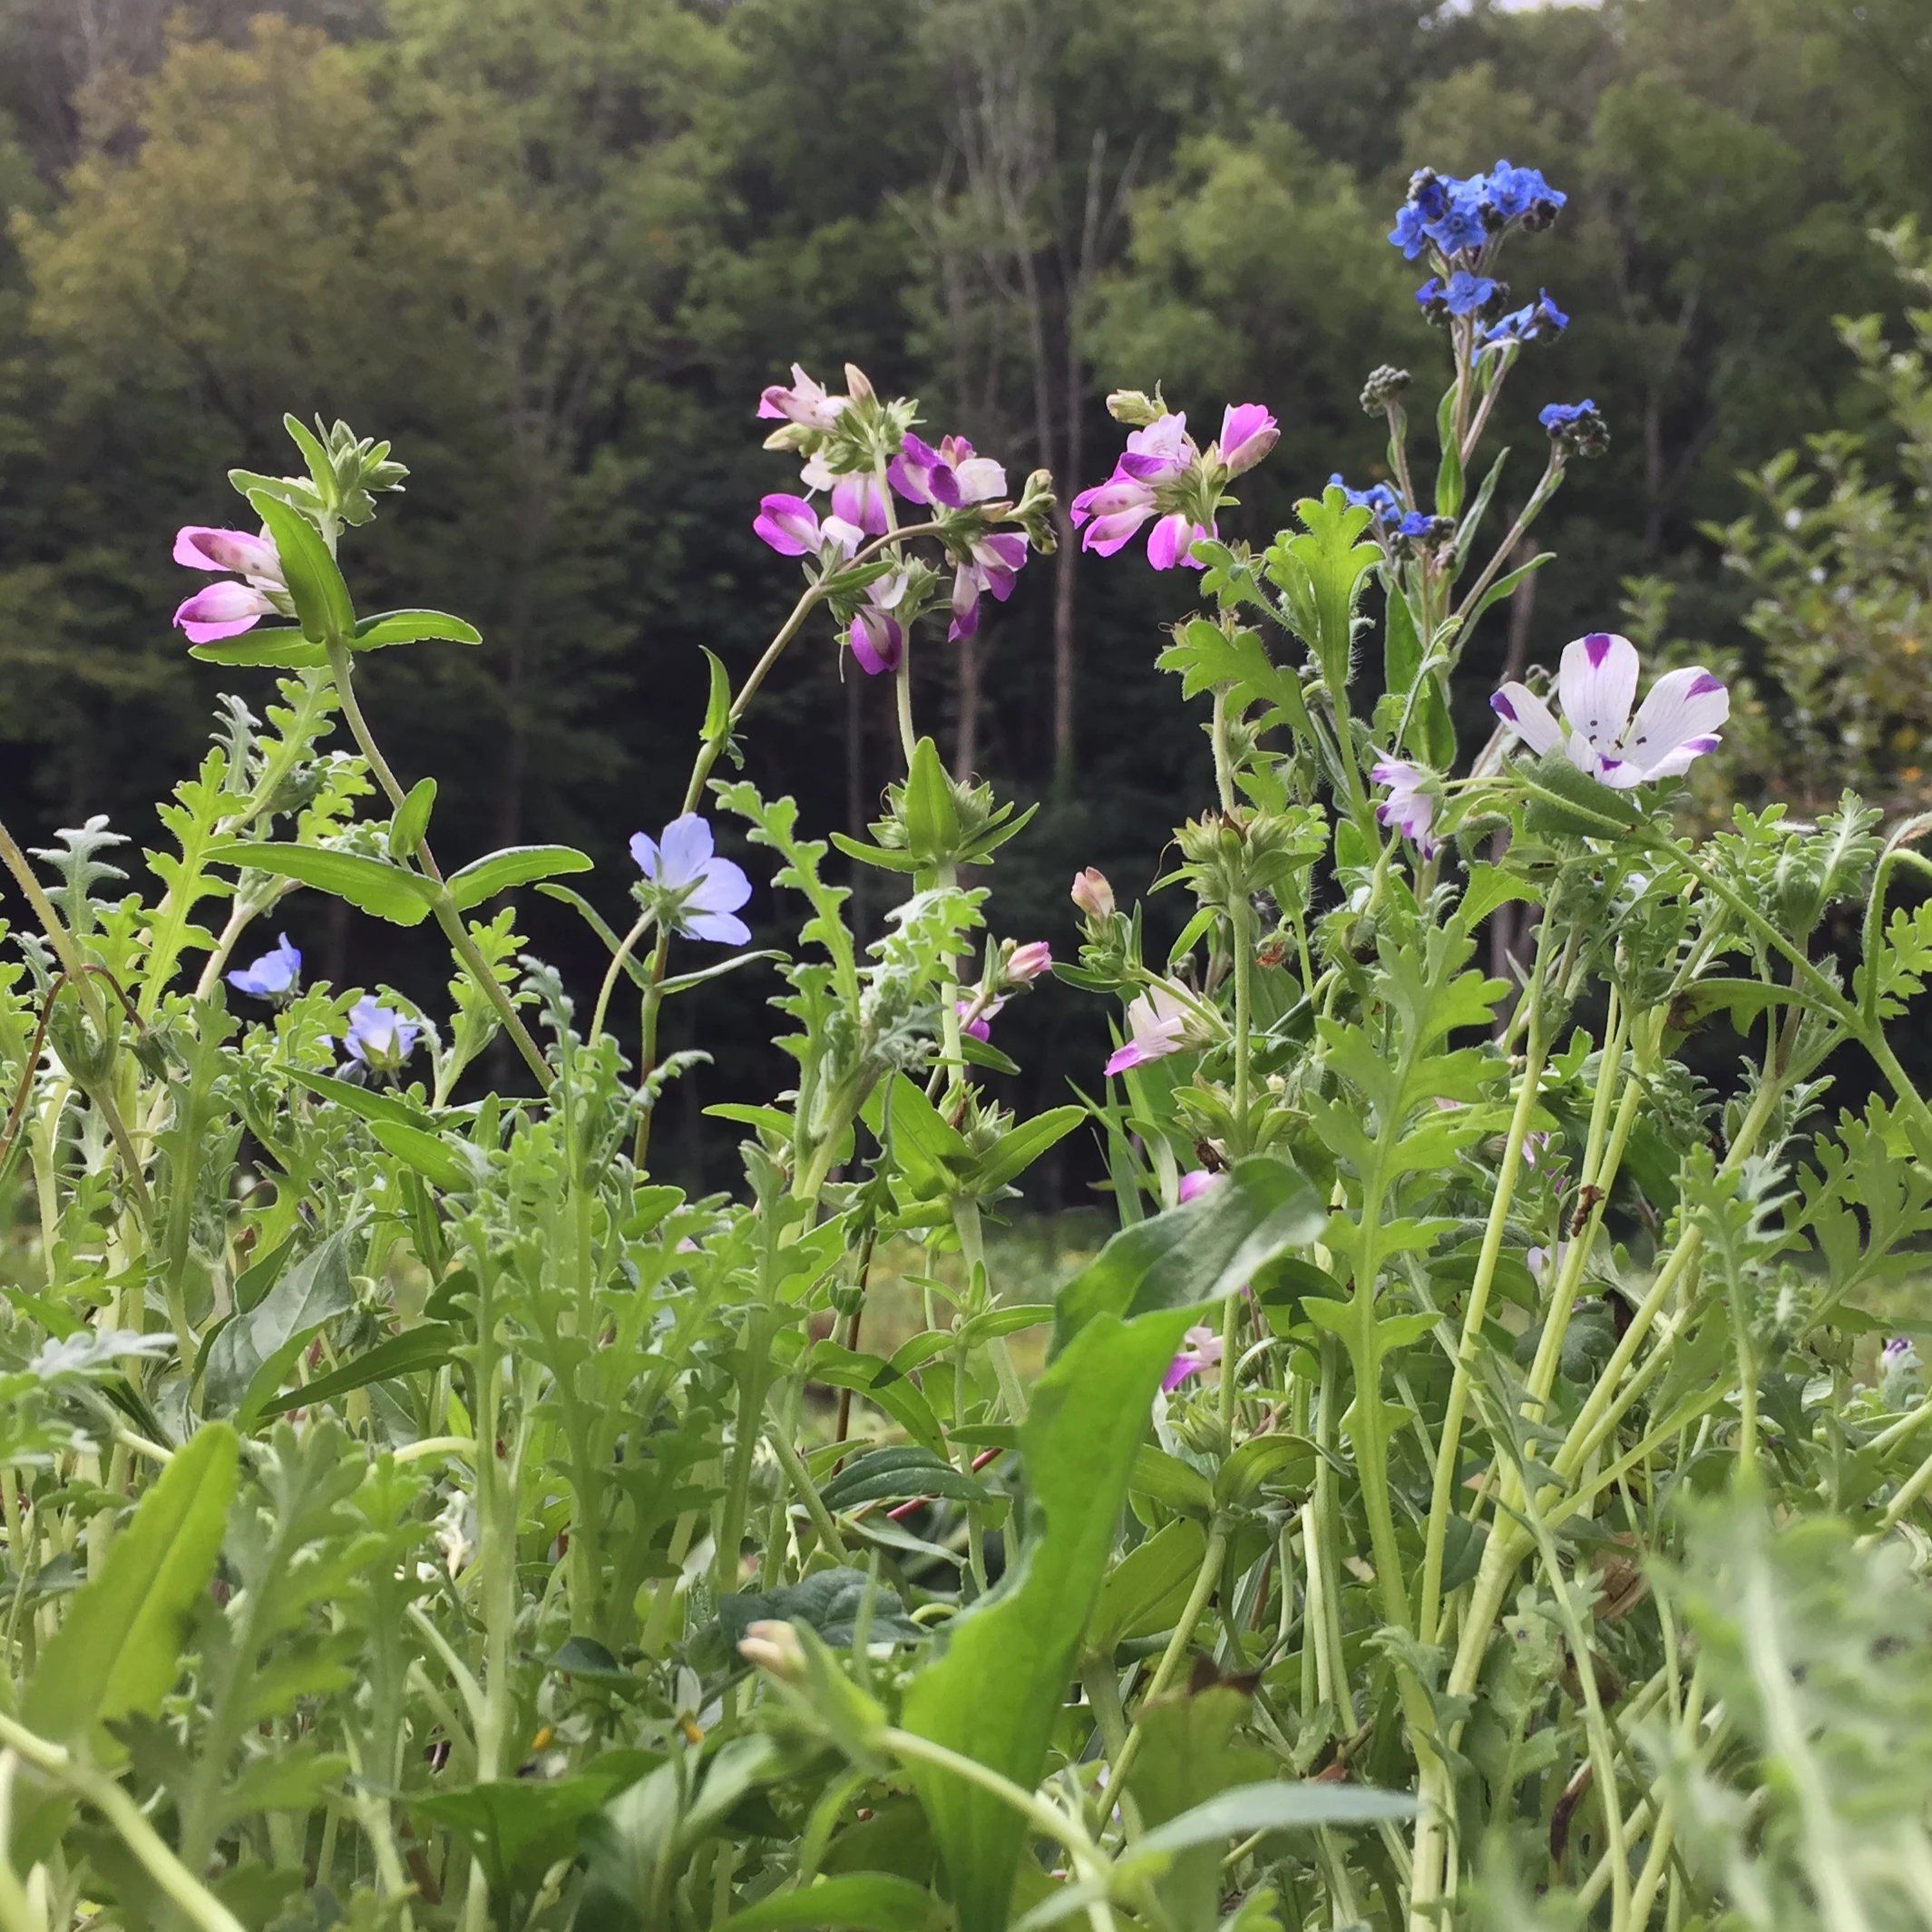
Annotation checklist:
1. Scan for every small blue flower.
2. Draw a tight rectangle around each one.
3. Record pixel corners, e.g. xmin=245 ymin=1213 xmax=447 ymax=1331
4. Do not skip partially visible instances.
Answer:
xmin=1540 ymin=399 xmax=1598 ymax=433
xmin=630 ymin=813 xmax=753 ymax=946
xmin=228 ymin=932 xmax=301 ymax=1000
xmin=1395 ymin=511 xmax=1438 ymax=539
xmin=345 ymin=998 xmax=421 ymax=1072
xmin=1328 ymin=474 xmax=1400 ymax=522
xmin=1484 ymin=161 xmax=1566 ymax=228
xmin=1389 ymin=202 xmax=1433 ymax=260
xmin=1441 ymin=271 xmax=1502 ymax=317
xmin=1485 ymin=288 xmax=1569 ymax=348
xmin=1424 ymin=183 xmax=1489 ymax=257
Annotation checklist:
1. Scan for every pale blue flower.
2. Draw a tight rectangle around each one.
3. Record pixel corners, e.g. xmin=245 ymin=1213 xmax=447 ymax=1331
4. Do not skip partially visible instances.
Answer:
xmin=630 ymin=814 xmax=752 ymax=945
xmin=228 ymin=932 xmax=301 ymax=1000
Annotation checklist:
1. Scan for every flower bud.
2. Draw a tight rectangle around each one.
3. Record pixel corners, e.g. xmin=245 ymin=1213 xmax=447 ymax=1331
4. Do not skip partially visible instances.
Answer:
xmin=1105 ymin=388 xmax=1167 ymax=427
xmin=844 ymin=363 xmax=875 ymax=403
xmin=1071 ymin=868 xmax=1115 ymax=921
xmin=1360 ymin=366 xmax=1412 ymax=415
xmin=1005 ymin=940 xmax=1053 ymax=986
xmin=738 ymin=1618 xmax=806 ymax=1681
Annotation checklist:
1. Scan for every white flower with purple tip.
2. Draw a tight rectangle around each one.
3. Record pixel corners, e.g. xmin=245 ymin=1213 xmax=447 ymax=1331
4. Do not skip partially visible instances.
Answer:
xmin=172 ymin=525 xmax=288 ymax=644
xmin=228 ymin=932 xmax=301 ymax=1000
xmin=847 ymin=571 xmax=909 ymax=677
xmin=630 ymin=815 xmax=753 ymax=946
xmin=1491 ymin=632 xmax=1728 ymax=789
xmin=345 ymin=998 xmax=421 ymax=1073
xmin=1371 ymin=753 xmax=1441 ymax=858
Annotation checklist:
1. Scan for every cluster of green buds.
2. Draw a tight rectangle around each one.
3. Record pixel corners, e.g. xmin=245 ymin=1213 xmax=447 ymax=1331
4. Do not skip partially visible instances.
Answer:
xmin=841 ymin=739 xmax=1036 ymax=878
xmin=229 ymin=414 xmax=409 ymax=541
xmin=1171 ymin=807 xmax=1322 ymax=913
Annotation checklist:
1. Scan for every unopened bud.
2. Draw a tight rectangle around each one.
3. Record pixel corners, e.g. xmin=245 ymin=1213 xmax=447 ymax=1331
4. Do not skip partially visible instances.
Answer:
xmin=1105 ymin=388 xmax=1166 ymax=427
xmin=1361 ymin=366 xmax=1412 ymax=415
xmin=1071 ymin=868 xmax=1115 ymax=921
xmin=844 ymin=364 xmax=875 ymax=403
xmin=737 ymin=1618 xmax=805 ymax=1681
xmin=1005 ymin=940 xmax=1053 ymax=986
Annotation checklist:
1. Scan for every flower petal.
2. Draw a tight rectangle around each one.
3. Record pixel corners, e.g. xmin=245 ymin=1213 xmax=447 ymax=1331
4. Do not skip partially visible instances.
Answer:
xmin=1491 ymin=682 xmax=1563 ymax=756
xmin=657 ymin=815 xmax=714 ymax=886
xmin=681 ymin=910 xmax=751 ymax=946
xmin=1623 ymin=668 xmax=1729 ymax=771
xmin=687 ymin=854 xmax=751 ymax=915
xmin=629 ymin=831 xmax=661 ymax=880
xmin=174 ymin=581 xmax=274 ymax=641
xmin=1557 ymin=631 xmax=1640 ymax=754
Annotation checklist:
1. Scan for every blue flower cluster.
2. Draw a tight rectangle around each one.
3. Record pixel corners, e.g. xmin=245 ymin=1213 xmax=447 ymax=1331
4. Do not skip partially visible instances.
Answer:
xmin=1539 ymin=398 xmax=1609 ymax=457
xmin=1485 ymin=288 xmax=1569 ymax=348
xmin=1417 ymin=271 xmax=1504 ymax=321
xmin=1389 ymin=162 xmax=1566 ymax=262
xmin=1539 ymin=399 xmax=1598 ymax=434
xmin=1328 ymin=476 xmax=1437 ymax=541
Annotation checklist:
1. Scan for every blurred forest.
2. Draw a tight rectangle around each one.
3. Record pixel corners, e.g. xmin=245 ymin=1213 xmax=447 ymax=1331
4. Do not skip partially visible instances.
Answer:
xmin=2 ymin=0 xmax=1930 ymax=1190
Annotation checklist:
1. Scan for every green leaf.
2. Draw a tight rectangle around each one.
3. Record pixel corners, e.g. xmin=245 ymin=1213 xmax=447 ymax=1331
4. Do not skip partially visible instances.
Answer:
xmin=255 ymin=1322 xmax=460 ymax=1420
xmin=285 ymin=1066 xmax=440 ymax=1134
xmin=282 ymin=413 xmax=336 ymax=499
xmin=1264 ymin=490 xmax=1382 ymax=696
xmin=1518 ymin=751 xmax=1647 ymax=841
xmin=389 ymin=777 xmax=437 ymax=859
xmin=350 ymin=609 xmax=483 ymax=650
xmin=1462 ymin=551 xmax=1554 ymax=628
xmin=1124 ymin=1781 xmax=1415 ymax=1863
xmin=1214 ymin=1432 xmax=1318 ymax=1508
xmin=201 ymin=1227 xmax=356 ymax=1424
xmin=1434 ymin=382 xmax=1465 ymax=519
xmin=821 ymin=1447 xmax=993 ymax=1510
xmin=1054 ymin=1156 xmax=1324 ymax=1350
xmin=971 ymin=1107 xmax=1086 ymax=1195
xmin=368 ymin=1118 xmax=475 ymax=1191
xmin=445 ymin=844 xmax=594 ymax=911
xmin=188 ymin=629 xmax=328 ymax=669
xmin=898 ymin=1159 xmax=1313 ymax=1932
xmin=249 ymin=488 xmax=355 ymax=644
xmin=716 ymin=1569 xmax=923 ymax=1651
xmin=24 ymin=1421 xmax=239 ymax=1752
xmin=714 ymin=1874 xmax=935 ymax=1932
xmin=903 ymin=737 xmax=962 ymax=865
xmin=213 ymin=842 xmax=440 ymax=926
xmin=1130 ymin=1446 xmax=1215 ymax=1519
xmin=1087 ymin=1518 xmax=1210 ymax=1653
xmin=702 ymin=647 xmax=733 ymax=744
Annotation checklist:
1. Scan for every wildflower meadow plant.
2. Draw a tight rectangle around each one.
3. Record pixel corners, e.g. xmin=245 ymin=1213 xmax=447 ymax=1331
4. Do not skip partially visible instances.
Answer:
xmin=4 ymin=165 xmax=1932 ymax=1932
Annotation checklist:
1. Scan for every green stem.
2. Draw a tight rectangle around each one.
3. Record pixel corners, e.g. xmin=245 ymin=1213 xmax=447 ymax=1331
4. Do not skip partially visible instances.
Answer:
xmin=763 ymin=1418 xmax=848 ymax=1560
xmin=1109 ymin=1528 xmax=1226 ymax=1788
xmin=324 ymin=639 xmax=551 ymax=1090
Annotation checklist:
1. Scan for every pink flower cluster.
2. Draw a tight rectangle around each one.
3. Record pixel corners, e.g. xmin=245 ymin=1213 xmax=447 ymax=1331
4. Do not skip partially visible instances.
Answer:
xmin=1070 ymin=403 xmax=1277 ymax=571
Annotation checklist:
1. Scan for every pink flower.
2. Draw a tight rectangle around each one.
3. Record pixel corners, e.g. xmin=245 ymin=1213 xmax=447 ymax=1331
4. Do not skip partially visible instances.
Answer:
xmin=957 ymin=995 xmax=1005 ymax=1041
xmin=1216 ymin=403 xmax=1279 ymax=477
xmin=172 ymin=525 xmax=287 ymax=644
xmin=756 ymin=363 xmax=847 ymax=431
xmin=1162 ymin=1323 xmax=1224 ymax=1392
xmin=1177 ymin=1168 xmax=1223 ymax=1205
xmin=847 ymin=571 xmax=909 ymax=677
xmin=1070 ymin=868 xmax=1115 ymax=920
xmin=1146 ymin=512 xmax=1213 ymax=571
xmin=1491 ymin=632 xmax=1729 ymax=788
xmin=753 ymin=493 xmax=863 ymax=559
xmin=889 ymin=433 xmax=1007 ymax=510
xmin=1005 ymin=941 xmax=1052 ymax=985
xmin=1104 ymin=981 xmax=1201 ymax=1077
xmin=1117 ymin=412 xmax=1196 ymax=483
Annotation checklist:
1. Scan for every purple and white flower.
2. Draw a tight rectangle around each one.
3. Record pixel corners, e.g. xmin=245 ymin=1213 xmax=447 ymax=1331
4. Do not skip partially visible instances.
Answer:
xmin=228 ymin=932 xmax=301 ymax=1000
xmin=345 ymin=998 xmax=421 ymax=1073
xmin=1371 ymin=753 xmax=1441 ymax=857
xmin=949 ymin=530 xmax=1029 ymax=643
xmin=847 ymin=571 xmax=910 ymax=677
xmin=172 ymin=526 xmax=288 ymax=644
xmin=756 ymin=364 xmax=848 ymax=432
xmin=1492 ymin=632 xmax=1729 ymax=789
xmin=800 ymin=454 xmax=890 ymax=536
xmin=1104 ymin=981 xmax=1205 ymax=1077
xmin=1071 ymin=867 xmax=1115 ymax=921
xmin=1070 ymin=407 xmax=1255 ymax=572
xmin=1162 ymin=1323 xmax=1225 ymax=1392
xmin=629 ymin=814 xmax=753 ymax=945
xmin=753 ymin=493 xmax=863 ymax=560
xmin=957 ymin=995 xmax=1005 ymax=1042
xmin=1005 ymin=941 xmax=1053 ymax=986
xmin=889 ymin=433 xmax=1007 ymax=511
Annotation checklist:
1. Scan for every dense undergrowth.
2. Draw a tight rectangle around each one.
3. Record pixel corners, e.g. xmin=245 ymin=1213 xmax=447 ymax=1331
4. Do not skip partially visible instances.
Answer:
xmin=3 ymin=161 xmax=1932 ymax=1932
